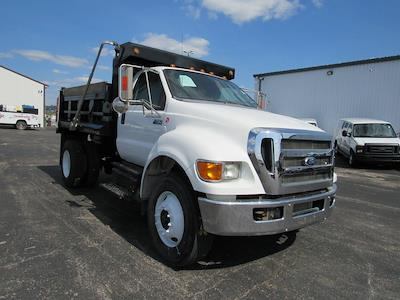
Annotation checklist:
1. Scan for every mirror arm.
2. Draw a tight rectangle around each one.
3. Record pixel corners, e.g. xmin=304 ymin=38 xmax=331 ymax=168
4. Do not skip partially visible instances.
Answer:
xmin=142 ymin=99 xmax=161 ymax=118
xmin=144 ymin=71 xmax=154 ymax=115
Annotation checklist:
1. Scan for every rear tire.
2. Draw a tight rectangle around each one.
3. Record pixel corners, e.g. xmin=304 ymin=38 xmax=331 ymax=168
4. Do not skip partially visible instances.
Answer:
xmin=147 ymin=173 xmax=212 ymax=267
xmin=16 ymin=120 xmax=27 ymax=130
xmin=61 ymin=140 xmax=87 ymax=187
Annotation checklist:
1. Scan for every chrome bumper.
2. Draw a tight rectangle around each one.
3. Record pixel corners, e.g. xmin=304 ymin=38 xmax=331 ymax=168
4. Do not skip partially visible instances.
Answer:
xmin=198 ymin=185 xmax=336 ymax=236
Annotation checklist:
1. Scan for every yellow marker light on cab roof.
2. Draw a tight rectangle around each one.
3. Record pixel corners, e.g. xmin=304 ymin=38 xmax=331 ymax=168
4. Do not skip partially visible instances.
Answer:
xmin=170 ymin=64 xmax=176 ymax=67
xmin=196 ymin=161 xmax=222 ymax=181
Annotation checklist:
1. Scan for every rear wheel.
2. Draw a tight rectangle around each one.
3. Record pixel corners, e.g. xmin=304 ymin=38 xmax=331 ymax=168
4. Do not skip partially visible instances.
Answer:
xmin=16 ymin=120 xmax=27 ymax=130
xmin=147 ymin=173 xmax=212 ymax=266
xmin=61 ymin=140 xmax=87 ymax=187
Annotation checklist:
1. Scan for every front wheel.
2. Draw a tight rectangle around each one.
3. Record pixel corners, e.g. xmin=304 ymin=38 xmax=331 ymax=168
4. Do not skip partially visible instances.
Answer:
xmin=147 ymin=174 xmax=212 ymax=266
xmin=16 ymin=120 xmax=27 ymax=130
xmin=348 ymin=150 xmax=357 ymax=167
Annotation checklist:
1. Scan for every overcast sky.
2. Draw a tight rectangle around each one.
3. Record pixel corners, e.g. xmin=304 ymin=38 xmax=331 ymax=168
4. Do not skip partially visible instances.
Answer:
xmin=1 ymin=0 xmax=400 ymax=104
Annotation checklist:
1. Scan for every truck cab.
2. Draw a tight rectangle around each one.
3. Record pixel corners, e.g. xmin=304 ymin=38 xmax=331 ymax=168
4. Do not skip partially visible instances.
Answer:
xmin=57 ymin=42 xmax=337 ymax=266
xmin=335 ymin=118 xmax=400 ymax=166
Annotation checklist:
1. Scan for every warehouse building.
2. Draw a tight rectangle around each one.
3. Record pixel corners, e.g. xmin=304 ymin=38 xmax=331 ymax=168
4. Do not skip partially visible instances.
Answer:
xmin=0 ymin=65 xmax=47 ymax=127
xmin=254 ymin=55 xmax=400 ymax=135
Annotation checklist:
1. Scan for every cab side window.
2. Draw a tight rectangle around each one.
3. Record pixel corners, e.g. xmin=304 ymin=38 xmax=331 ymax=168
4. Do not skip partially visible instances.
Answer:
xmin=132 ymin=72 xmax=166 ymax=111
xmin=347 ymin=123 xmax=353 ymax=134
xmin=133 ymin=73 xmax=149 ymax=101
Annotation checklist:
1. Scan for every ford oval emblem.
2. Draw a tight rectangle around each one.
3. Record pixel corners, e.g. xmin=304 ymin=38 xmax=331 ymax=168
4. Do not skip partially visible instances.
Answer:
xmin=303 ymin=156 xmax=316 ymax=166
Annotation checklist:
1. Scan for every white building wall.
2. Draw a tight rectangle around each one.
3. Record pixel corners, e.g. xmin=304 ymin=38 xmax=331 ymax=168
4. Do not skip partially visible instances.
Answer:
xmin=0 ymin=67 xmax=45 ymax=127
xmin=258 ymin=60 xmax=400 ymax=135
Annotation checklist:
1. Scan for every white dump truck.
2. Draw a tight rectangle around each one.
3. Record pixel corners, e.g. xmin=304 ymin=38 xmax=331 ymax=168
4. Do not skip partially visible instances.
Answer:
xmin=57 ymin=41 xmax=337 ymax=266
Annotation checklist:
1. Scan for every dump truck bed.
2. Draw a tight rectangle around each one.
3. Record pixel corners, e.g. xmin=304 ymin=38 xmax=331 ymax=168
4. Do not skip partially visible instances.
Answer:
xmin=57 ymin=82 xmax=115 ymax=136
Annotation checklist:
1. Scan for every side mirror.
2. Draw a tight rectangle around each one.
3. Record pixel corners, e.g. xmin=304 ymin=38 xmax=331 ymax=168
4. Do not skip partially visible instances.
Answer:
xmin=119 ymin=64 xmax=134 ymax=101
xmin=342 ymin=130 xmax=347 ymax=137
xmin=112 ymin=97 xmax=128 ymax=114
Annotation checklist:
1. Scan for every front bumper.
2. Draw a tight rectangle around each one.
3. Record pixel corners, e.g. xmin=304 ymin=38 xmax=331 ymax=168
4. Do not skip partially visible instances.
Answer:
xmin=355 ymin=153 xmax=400 ymax=163
xmin=198 ymin=185 xmax=336 ymax=236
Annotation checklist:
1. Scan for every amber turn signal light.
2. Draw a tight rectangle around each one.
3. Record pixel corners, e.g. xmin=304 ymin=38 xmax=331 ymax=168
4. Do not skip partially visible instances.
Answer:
xmin=196 ymin=161 xmax=223 ymax=181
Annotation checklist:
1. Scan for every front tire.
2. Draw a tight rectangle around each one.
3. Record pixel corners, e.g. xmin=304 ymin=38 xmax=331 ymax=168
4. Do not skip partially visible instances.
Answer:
xmin=348 ymin=150 xmax=357 ymax=167
xmin=147 ymin=174 xmax=212 ymax=266
xmin=61 ymin=140 xmax=87 ymax=187
xmin=16 ymin=120 xmax=27 ymax=130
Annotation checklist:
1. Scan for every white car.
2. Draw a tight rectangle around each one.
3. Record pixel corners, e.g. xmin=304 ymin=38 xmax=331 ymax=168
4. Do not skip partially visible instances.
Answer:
xmin=300 ymin=118 xmax=319 ymax=127
xmin=335 ymin=118 xmax=400 ymax=166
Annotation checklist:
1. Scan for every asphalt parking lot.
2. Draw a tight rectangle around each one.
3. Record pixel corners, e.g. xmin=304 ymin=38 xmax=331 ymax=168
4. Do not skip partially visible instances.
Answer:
xmin=0 ymin=128 xmax=399 ymax=299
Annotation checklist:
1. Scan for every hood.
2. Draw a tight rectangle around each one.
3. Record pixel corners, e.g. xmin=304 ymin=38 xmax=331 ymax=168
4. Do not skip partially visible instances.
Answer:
xmin=353 ymin=137 xmax=400 ymax=145
xmin=170 ymin=100 xmax=324 ymax=133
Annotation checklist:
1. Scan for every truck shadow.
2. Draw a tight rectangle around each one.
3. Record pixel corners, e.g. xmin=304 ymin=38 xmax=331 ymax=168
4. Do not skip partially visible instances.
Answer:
xmin=38 ymin=165 xmax=297 ymax=270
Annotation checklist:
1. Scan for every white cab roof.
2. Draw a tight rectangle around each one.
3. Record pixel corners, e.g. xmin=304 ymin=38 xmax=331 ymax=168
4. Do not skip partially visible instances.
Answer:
xmin=340 ymin=118 xmax=391 ymax=124
xmin=300 ymin=118 xmax=317 ymax=123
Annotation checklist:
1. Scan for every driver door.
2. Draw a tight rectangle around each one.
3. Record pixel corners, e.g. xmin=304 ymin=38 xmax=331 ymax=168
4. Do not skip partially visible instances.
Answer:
xmin=343 ymin=123 xmax=352 ymax=155
xmin=117 ymin=71 xmax=167 ymax=166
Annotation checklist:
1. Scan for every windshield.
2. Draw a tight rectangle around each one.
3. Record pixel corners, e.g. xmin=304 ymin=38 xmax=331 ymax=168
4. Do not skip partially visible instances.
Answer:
xmin=163 ymin=69 xmax=257 ymax=108
xmin=353 ymin=123 xmax=396 ymax=138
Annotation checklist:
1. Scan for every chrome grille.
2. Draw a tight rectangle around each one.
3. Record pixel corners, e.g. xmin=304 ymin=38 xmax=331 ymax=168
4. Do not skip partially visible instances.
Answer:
xmin=365 ymin=144 xmax=398 ymax=154
xmin=281 ymin=140 xmax=331 ymax=150
xmin=248 ymin=128 xmax=334 ymax=195
xmin=281 ymin=170 xmax=333 ymax=184
xmin=280 ymin=139 xmax=333 ymax=188
xmin=281 ymin=156 xmax=331 ymax=168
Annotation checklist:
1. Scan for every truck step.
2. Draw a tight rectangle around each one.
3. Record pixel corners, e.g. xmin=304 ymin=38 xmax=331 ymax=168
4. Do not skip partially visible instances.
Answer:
xmin=110 ymin=161 xmax=143 ymax=177
xmin=100 ymin=183 xmax=130 ymax=199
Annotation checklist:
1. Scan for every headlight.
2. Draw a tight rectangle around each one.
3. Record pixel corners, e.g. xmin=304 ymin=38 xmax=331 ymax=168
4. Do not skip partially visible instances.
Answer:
xmin=196 ymin=160 xmax=240 ymax=182
xmin=356 ymin=146 xmax=364 ymax=153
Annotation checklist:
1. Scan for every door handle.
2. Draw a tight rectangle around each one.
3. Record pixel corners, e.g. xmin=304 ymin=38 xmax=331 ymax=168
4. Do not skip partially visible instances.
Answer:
xmin=153 ymin=119 xmax=162 ymax=125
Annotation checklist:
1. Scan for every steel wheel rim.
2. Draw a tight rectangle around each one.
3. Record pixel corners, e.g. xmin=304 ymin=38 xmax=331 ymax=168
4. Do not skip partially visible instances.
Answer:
xmin=62 ymin=150 xmax=71 ymax=178
xmin=154 ymin=191 xmax=184 ymax=248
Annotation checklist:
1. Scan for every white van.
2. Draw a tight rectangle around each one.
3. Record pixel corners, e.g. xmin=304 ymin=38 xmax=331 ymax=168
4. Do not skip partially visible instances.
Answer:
xmin=335 ymin=118 xmax=400 ymax=166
